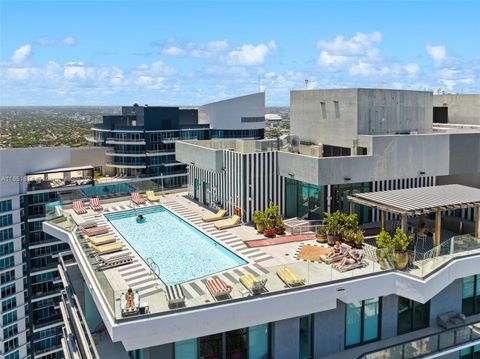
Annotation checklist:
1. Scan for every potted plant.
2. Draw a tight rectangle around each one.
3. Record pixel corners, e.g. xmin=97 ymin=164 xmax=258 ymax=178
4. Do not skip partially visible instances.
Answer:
xmin=263 ymin=220 xmax=276 ymax=237
xmin=342 ymin=228 xmax=356 ymax=246
xmin=275 ymin=216 xmax=286 ymax=235
xmin=376 ymin=230 xmax=393 ymax=269
xmin=253 ymin=210 xmax=266 ymax=233
xmin=352 ymin=229 xmax=365 ymax=248
xmin=316 ymin=226 xmax=328 ymax=243
xmin=392 ymin=228 xmax=412 ymax=270
xmin=324 ymin=211 xmax=342 ymax=246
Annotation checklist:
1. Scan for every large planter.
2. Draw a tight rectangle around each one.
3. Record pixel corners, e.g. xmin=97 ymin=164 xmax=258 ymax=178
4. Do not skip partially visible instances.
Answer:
xmin=256 ymin=223 xmax=265 ymax=233
xmin=327 ymin=235 xmax=340 ymax=246
xmin=316 ymin=234 xmax=328 ymax=243
xmin=393 ymin=251 xmax=408 ymax=270
xmin=263 ymin=229 xmax=276 ymax=238
xmin=275 ymin=228 xmax=285 ymax=235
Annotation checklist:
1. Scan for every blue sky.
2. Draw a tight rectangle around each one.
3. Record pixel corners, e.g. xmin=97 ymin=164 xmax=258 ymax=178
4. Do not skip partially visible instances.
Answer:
xmin=1 ymin=0 xmax=479 ymax=105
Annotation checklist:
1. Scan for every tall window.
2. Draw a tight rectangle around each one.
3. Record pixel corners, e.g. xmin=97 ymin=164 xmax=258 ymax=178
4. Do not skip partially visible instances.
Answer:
xmin=397 ymin=297 xmax=430 ymax=334
xmin=463 ymin=275 xmax=480 ymax=315
xmin=299 ymin=315 xmax=314 ymax=358
xmin=460 ymin=345 xmax=480 ymax=359
xmin=345 ymin=298 xmax=381 ymax=348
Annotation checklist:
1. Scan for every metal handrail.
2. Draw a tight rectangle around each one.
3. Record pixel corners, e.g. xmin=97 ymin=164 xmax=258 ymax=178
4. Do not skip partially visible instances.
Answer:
xmin=146 ymin=257 xmax=161 ymax=278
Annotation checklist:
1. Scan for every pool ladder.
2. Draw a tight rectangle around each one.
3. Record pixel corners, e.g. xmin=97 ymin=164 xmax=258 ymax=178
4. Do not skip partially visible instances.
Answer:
xmin=146 ymin=257 xmax=160 ymax=278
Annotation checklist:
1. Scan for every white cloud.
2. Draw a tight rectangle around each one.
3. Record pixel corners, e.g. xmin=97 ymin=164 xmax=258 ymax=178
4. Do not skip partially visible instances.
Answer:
xmin=161 ymin=40 xmax=229 ymax=58
xmin=162 ymin=46 xmax=186 ymax=57
xmin=317 ymin=32 xmax=381 ymax=57
xmin=403 ymin=63 xmax=421 ymax=77
xmin=426 ymin=44 xmax=447 ymax=66
xmin=134 ymin=60 xmax=176 ymax=77
xmin=37 ymin=36 xmax=76 ymax=46
xmin=227 ymin=40 xmax=276 ymax=66
xmin=11 ymin=44 xmax=32 ymax=64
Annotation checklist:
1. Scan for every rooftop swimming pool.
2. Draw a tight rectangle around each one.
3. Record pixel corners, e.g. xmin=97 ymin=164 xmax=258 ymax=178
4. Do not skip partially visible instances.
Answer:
xmin=106 ymin=206 xmax=247 ymax=285
xmin=82 ymin=183 xmax=134 ymax=197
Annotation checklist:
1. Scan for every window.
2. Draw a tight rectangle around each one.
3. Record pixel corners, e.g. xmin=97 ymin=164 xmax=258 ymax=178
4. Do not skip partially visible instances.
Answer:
xmin=1 ymin=269 xmax=15 ymax=284
xmin=5 ymin=351 xmax=20 ymax=359
xmin=460 ymin=344 xmax=480 ymax=359
xmin=1 ymin=283 xmax=16 ymax=298
xmin=2 ymin=297 xmax=17 ymax=311
xmin=0 ymin=228 xmax=13 ymax=241
xmin=199 ymin=333 xmax=222 ymax=358
xmin=174 ymin=339 xmax=197 ymax=359
xmin=3 ymin=310 xmax=17 ymax=326
xmin=299 ymin=315 xmax=314 ymax=358
xmin=226 ymin=328 xmax=247 ymax=358
xmin=320 ymin=102 xmax=327 ymax=119
xmin=0 ymin=242 xmax=14 ymax=256
xmin=248 ymin=324 xmax=270 ymax=359
xmin=0 ymin=214 xmax=13 ymax=226
xmin=397 ymin=297 xmax=430 ymax=334
xmin=345 ymin=298 xmax=381 ymax=348
xmin=462 ymin=275 xmax=480 ymax=315
xmin=334 ymin=101 xmax=340 ymax=118
xmin=0 ymin=256 xmax=15 ymax=270
xmin=3 ymin=323 xmax=18 ymax=340
xmin=0 ymin=200 xmax=12 ymax=213
xmin=4 ymin=337 xmax=19 ymax=353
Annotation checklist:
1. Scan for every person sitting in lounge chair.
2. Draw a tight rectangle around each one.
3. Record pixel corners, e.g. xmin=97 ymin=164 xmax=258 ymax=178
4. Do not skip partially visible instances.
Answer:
xmin=332 ymin=249 xmax=363 ymax=270
xmin=325 ymin=241 xmax=342 ymax=259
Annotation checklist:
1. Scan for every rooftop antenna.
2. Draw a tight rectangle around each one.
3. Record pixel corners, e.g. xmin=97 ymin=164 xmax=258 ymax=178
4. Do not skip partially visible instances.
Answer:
xmin=304 ymin=79 xmax=309 ymax=89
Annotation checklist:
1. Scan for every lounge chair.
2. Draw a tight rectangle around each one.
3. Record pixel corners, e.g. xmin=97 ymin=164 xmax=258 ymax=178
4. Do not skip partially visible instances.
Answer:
xmin=131 ymin=192 xmax=146 ymax=205
xmin=206 ymin=277 xmax=232 ymax=300
xmin=146 ymin=190 xmax=160 ymax=202
xmin=166 ymin=284 xmax=185 ymax=308
xmin=334 ymin=260 xmax=368 ymax=273
xmin=78 ymin=220 xmax=96 ymax=229
xmin=73 ymin=201 xmax=87 ymax=215
xmin=333 ymin=251 xmax=367 ymax=273
xmin=202 ymin=209 xmax=226 ymax=222
xmin=86 ymin=234 xmax=116 ymax=246
xmin=240 ymin=274 xmax=267 ymax=295
xmin=98 ymin=252 xmax=132 ymax=270
xmin=89 ymin=197 xmax=103 ymax=211
xmin=90 ymin=242 xmax=123 ymax=255
xmin=120 ymin=291 xmax=140 ymax=316
xmin=277 ymin=267 xmax=305 ymax=287
xmin=214 ymin=215 xmax=241 ymax=230
xmin=82 ymin=225 xmax=109 ymax=237
xmin=320 ymin=244 xmax=349 ymax=264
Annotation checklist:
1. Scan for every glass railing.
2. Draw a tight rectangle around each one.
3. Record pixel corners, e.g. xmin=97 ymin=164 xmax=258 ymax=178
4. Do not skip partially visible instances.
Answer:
xmin=360 ymin=321 xmax=480 ymax=359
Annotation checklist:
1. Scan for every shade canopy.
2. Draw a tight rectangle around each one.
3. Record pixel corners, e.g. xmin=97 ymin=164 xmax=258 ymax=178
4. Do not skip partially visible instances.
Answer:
xmin=348 ymin=184 xmax=480 ymax=216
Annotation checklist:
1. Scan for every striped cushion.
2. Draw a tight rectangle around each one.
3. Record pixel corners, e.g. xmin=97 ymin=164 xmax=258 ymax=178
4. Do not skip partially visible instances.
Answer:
xmin=166 ymin=285 xmax=185 ymax=302
xmin=207 ymin=277 xmax=230 ymax=296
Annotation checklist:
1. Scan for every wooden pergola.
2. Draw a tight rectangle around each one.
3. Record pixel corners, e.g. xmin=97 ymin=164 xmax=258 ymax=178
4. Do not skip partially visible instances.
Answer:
xmin=348 ymin=184 xmax=480 ymax=246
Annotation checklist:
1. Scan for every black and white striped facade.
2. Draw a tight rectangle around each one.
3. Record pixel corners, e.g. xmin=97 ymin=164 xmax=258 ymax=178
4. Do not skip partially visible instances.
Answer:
xmin=187 ymin=150 xmax=284 ymax=223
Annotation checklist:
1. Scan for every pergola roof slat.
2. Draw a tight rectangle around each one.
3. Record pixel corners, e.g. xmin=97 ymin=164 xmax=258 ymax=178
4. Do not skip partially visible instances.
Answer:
xmin=349 ymin=184 xmax=480 ymax=215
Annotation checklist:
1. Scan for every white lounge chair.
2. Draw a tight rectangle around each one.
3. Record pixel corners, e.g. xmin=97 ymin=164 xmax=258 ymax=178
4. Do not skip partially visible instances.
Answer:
xmin=166 ymin=284 xmax=185 ymax=308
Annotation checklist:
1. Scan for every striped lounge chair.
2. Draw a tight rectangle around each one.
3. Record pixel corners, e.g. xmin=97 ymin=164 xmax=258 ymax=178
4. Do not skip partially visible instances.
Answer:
xmin=89 ymin=197 xmax=103 ymax=211
xmin=166 ymin=284 xmax=185 ymax=308
xmin=90 ymin=242 xmax=123 ymax=255
xmin=98 ymin=252 xmax=132 ymax=270
xmin=206 ymin=277 xmax=232 ymax=300
xmin=131 ymin=192 xmax=146 ymax=205
xmin=82 ymin=225 xmax=109 ymax=236
xmin=73 ymin=201 xmax=87 ymax=215
xmin=276 ymin=267 xmax=305 ymax=287
xmin=78 ymin=220 xmax=96 ymax=229
xmin=239 ymin=274 xmax=267 ymax=295
xmin=86 ymin=234 xmax=116 ymax=246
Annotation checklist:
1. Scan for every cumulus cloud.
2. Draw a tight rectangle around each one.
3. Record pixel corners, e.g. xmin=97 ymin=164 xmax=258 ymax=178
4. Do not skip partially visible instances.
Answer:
xmin=161 ymin=40 xmax=229 ymax=58
xmin=316 ymin=32 xmax=420 ymax=79
xmin=227 ymin=40 xmax=276 ymax=66
xmin=37 ymin=36 xmax=76 ymax=46
xmin=11 ymin=44 xmax=32 ymax=64
xmin=426 ymin=44 xmax=447 ymax=66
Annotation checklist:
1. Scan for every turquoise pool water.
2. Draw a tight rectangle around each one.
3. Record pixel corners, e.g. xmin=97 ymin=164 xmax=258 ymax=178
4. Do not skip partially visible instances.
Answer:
xmin=106 ymin=206 xmax=246 ymax=285
xmin=81 ymin=183 xmax=134 ymax=197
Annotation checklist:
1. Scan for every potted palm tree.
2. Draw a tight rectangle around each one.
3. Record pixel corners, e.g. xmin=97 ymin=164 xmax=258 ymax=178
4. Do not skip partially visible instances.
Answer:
xmin=392 ymin=228 xmax=412 ymax=270
xmin=376 ymin=230 xmax=393 ymax=269
xmin=324 ymin=211 xmax=342 ymax=246
xmin=253 ymin=210 xmax=266 ymax=233
xmin=316 ymin=226 xmax=328 ymax=243
xmin=275 ymin=216 xmax=286 ymax=235
xmin=353 ymin=229 xmax=365 ymax=249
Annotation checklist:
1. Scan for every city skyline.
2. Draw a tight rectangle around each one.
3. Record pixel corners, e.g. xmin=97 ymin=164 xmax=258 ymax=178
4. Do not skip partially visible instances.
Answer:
xmin=1 ymin=0 xmax=479 ymax=106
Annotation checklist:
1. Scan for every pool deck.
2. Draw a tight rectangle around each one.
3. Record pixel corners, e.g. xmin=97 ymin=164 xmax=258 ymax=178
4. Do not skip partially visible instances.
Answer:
xmin=64 ymin=191 xmax=431 ymax=320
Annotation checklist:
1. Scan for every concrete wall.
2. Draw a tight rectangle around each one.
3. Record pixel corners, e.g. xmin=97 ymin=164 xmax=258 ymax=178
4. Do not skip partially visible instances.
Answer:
xmin=357 ymin=89 xmax=432 ymax=135
xmin=175 ymin=141 xmax=224 ymax=172
xmin=271 ymin=317 xmax=300 ymax=359
xmin=448 ymin=133 xmax=480 ymax=175
xmin=433 ymin=94 xmax=480 ymax=125
xmin=381 ymin=295 xmax=399 ymax=340
xmin=290 ymin=89 xmax=358 ymax=147
xmin=313 ymin=301 xmax=346 ymax=357
xmin=429 ymin=279 xmax=463 ymax=326
xmin=198 ymin=92 xmax=265 ymax=130
xmin=70 ymin=147 xmax=109 ymax=167
xmin=278 ymin=133 xmax=450 ymax=186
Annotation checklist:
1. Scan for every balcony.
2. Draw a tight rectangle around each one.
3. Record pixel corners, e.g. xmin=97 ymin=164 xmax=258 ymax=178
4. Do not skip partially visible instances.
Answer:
xmin=105 ymin=137 xmax=146 ymax=145
xmin=105 ymin=150 xmax=146 ymax=157
xmin=105 ymin=162 xmax=147 ymax=169
xmin=146 ymin=149 xmax=176 ymax=157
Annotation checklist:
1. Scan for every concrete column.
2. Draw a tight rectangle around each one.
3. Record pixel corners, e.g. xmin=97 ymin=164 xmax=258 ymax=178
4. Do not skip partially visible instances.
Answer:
xmin=475 ymin=205 xmax=480 ymax=238
xmin=381 ymin=211 xmax=386 ymax=231
xmin=272 ymin=317 xmax=300 ymax=359
xmin=313 ymin=301 xmax=345 ymax=358
xmin=435 ymin=211 xmax=442 ymax=246
xmin=401 ymin=214 xmax=407 ymax=232
xmin=349 ymin=201 xmax=355 ymax=216
xmin=381 ymin=295 xmax=399 ymax=340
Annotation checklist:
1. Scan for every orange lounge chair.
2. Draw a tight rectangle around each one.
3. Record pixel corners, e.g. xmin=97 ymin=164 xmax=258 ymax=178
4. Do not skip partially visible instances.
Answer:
xmin=89 ymin=197 xmax=103 ymax=211
xmin=131 ymin=192 xmax=146 ymax=205
xmin=73 ymin=201 xmax=87 ymax=215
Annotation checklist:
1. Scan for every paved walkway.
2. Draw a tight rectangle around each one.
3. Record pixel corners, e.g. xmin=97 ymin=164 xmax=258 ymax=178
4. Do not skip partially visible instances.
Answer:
xmin=245 ymin=233 xmax=316 ymax=248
